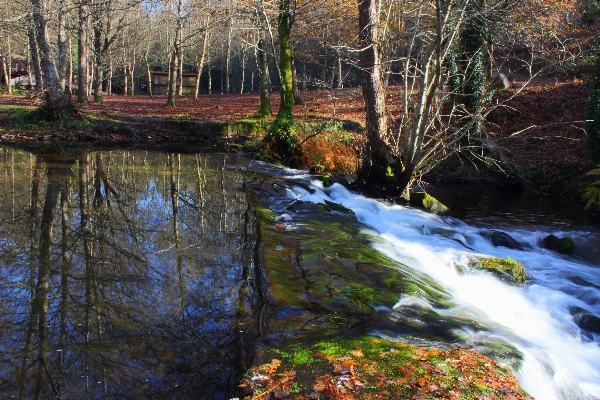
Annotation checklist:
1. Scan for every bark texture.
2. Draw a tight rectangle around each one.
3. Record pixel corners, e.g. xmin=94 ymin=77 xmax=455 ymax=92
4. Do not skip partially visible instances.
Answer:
xmin=357 ymin=0 xmax=402 ymax=194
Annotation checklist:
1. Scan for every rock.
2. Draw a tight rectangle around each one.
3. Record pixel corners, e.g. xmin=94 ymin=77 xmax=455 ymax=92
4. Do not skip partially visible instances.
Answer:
xmin=409 ymin=192 xmax=449 ymax=215
xmin=468 ymin=257 xmax=527 ymax=285
xmin=481 ymin=230 xmax=523 ymax=250
xmin=329 ymin=174 xmax=350 ymax=188
xmin=542 ymin=234 xmax=575 ymax=255
xmin=323 ymin=200 xmax=354 ymax=214
xmin=573 ymin=311 xmax=600 ymax=337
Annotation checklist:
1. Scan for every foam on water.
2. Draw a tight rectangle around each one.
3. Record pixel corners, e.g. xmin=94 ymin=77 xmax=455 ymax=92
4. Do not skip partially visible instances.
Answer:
xmin=279 ymin=175 xmax=600 ymax=400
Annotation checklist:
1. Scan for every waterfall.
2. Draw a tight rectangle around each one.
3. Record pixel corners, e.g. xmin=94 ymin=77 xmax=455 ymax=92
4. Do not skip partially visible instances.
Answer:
xmin=276 ymin=171 xmax=600 ymax=400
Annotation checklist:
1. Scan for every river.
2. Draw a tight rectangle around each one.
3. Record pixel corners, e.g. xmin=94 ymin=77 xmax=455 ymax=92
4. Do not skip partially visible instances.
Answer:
xmin=0 ymin=148 xmax=598 ymax=399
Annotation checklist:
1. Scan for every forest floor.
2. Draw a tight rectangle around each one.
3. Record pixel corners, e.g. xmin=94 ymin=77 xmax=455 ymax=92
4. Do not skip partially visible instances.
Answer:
xmin=0 ymin=76 xmax=596 ymax=197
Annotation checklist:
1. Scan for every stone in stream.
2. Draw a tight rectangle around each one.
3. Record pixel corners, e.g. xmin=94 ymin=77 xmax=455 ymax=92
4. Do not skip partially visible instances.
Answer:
xmin=409 ymin=191 xmax=449 ymax=215
xmin=481 ymin=230 xmax=523 ymax=250
xmin=542 ymin=234 xmax=575 ymax=255
xmin=468 ymin=257 xmax=527 ymax=285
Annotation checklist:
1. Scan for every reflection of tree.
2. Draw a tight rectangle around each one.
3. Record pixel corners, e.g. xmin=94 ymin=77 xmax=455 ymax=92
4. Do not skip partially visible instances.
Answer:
xmin=0 ymin=149 xmax=260 ymax=399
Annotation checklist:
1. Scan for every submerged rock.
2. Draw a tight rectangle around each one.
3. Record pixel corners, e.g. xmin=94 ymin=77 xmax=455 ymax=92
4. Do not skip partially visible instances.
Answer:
xmin=481 ymin=230 xmax=523 ymax=250
xmin=409 ymin=191 xmax=449 ymax=215
xmin=468 ymin=257 xmax=527 ymax=285
xmin=542 ymin=234 xmax=575 ymax=255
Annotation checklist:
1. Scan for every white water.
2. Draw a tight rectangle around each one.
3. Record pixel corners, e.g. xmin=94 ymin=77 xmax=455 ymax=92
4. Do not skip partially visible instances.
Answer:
xmin=266 ymin=167 xmax=600 ymax=400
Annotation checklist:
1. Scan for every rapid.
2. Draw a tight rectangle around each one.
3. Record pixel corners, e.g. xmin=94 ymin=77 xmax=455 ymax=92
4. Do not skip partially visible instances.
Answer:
xmin=273 ymin=167 xmax=600 ymax=400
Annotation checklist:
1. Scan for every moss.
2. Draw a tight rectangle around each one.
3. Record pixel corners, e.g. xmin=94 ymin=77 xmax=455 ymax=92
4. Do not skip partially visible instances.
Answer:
xmin=409 ymin=192 xmax=449 ymax=215
xmin=468 ymin=257 xmax=527 ymax=285
xmin=542 ymin=234 xmax=575 ymax=255
xmin=245 ymin=334 xmax=531 ymax=400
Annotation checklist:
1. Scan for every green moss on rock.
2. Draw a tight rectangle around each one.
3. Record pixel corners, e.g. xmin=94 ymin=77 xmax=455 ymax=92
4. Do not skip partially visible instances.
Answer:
xmin=468 ymin=257 xmax=527 ymax=285
xmin=542 ymin=234 xmax=575 ymax=255
xmin=410 ymin=191 xmax=449 ymax=215
xmin=243 ymin=334 xmax=532 ymax=400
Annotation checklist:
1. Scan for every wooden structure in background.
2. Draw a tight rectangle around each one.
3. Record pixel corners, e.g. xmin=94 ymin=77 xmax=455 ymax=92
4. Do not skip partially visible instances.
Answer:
xmin=150 ymin=71 xmax=197 ymax=95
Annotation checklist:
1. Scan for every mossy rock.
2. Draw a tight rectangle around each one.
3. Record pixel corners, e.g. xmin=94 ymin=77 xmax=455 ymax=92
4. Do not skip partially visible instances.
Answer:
xmin=468 ymin=257 xmax=527 ymax=285
xmin=409 ymin=191 xmax=449 ymax=215
xmin=243 ymin=334 xmax=532 ymax=400
xmin=542 ymin=234 xmax=575 ymax=255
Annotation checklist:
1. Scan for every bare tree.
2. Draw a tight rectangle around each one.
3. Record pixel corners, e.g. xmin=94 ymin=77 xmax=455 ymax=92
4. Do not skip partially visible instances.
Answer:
xmin=30 ymin=0 xmax=72 ymax=118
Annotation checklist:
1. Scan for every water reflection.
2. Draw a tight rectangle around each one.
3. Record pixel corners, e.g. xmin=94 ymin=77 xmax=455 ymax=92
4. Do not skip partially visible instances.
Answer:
xmin=0 ymin=148 xmax=259 ymax=399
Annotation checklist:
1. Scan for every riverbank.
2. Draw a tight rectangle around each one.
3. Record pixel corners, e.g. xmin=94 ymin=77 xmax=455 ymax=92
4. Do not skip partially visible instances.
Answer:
xmin=0 ymin=77 xmax=596 ymax=206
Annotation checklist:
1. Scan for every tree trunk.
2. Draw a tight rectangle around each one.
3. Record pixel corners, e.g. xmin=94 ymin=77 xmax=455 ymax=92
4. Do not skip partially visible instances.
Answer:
xmin=207 ymin=66 xmax=212 ymax=94
xmin=66 ymin=36 xmax=73 ymax=95
xmin=58 ymin=0 xmax=68 ymax=91
xmin=240 ymin=50 xmax=245 ymax=94
xmin=31 ymin=0 xmax=72 ymax=119
xmin=166 ymin=0 xmax=183 ymax=106
xmin=93 ymin=25 xmax=103 ymax=103
xmin=274 ymin=0 xmax=294 ymax=125
xmin=88 ymin=58 xmax=94 ymax=96
xmin=123 ymin=66 xmax=128 ymax=96
xmin=167 ymin=52 xmax=178 ymax=106
xmin=257 ymin=37 xmax=271 ymax=117
xmin=292 ymin=56 xmax=303 ymax=104
xmin=129 ymin=53 xmax=135 ymax=95
xmin=357 ymin=0 xmax=401 ymax=194
xmin=225 ymin=18 xmax=232 ymax=94
xmin=28 ymin=28 xmax=43 ymax=93
xmin=1 ymin=55 xmax=9 ymax=94
xmin=107 ymin=50 xmax=113 ymax=95
xmin=194 ymin=28 xmax=209 ymax=100
xmin=266 ymin=0 xmax=299 ymax=164
xmin=177 ymin=49 xmax=183 ymax=96
xmin=336 ymin=51 xmax=343 ymax=89
xmin=7 ymin=35 xmax=11 ymax=94
xmin=77 ymin=0 xmax=88 ymax=104
xmin=26 ymin=41 xmax=33 ymax=90
xmin=1 ymin=31 xmax=12 ymax=94
xmin=146 ymin=63 xmax=152 ymax=97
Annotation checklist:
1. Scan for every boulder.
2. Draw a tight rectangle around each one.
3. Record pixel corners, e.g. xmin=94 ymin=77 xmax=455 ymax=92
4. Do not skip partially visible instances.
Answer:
xmin=481 ymin=230 xmax=523 ymax=250
xmin=329 ymin=174 xmax=350 ymax=188
xmin=542 ymin=234 xmax=575 ymax=255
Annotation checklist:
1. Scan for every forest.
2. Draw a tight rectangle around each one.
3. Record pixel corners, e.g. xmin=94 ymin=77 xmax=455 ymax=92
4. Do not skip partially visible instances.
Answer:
xmin=0 ymin=0 xmax=599 ymax=198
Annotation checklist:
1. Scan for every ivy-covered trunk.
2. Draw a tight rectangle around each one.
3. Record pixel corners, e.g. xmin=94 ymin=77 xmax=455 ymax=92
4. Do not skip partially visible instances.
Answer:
xmin=265 ymin=0 xmax=300 ymax=165
xmin=274 ymin=0 xmax=294 ymax=130
xmin=356 ymin=0 xmax=403 ymax=195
